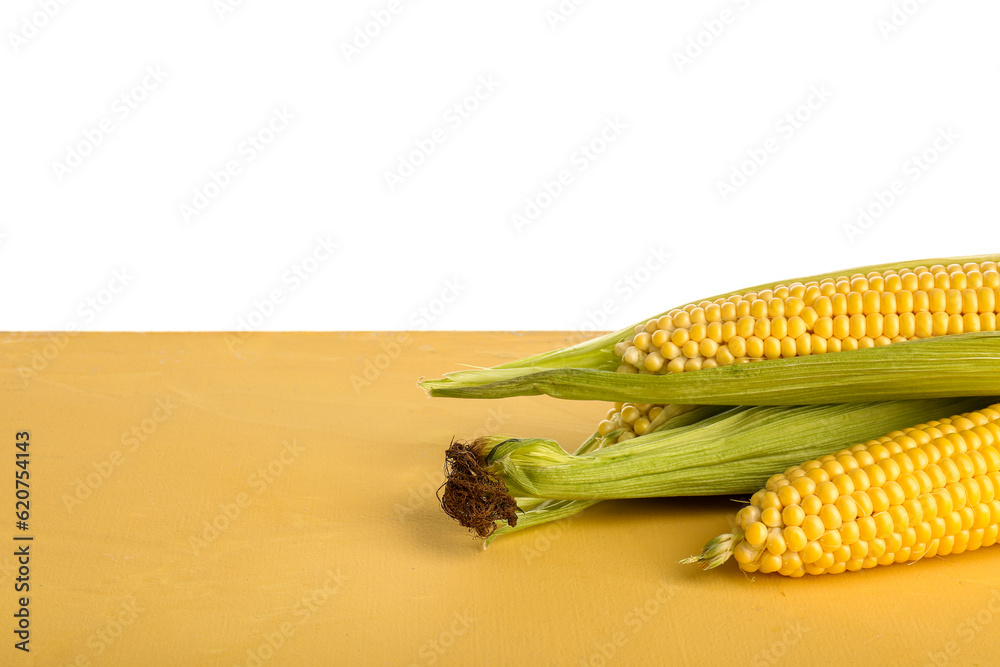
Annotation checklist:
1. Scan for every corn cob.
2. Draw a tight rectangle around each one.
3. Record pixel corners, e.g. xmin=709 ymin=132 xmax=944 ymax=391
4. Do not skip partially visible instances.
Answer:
xmin=441 ymin=398 xmax=988 ymax=538
xmin=421 ymin=255 xmax=1000 ymax=405
xmin=683 ymin=403 xmax=1000 ymax=576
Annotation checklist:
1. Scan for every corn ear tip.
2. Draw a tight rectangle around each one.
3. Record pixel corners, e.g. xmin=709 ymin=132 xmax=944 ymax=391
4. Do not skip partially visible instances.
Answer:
xmin=703 ymin=554 xmax=730 ymax=571
xmin=681 ymin=531 xmax=741 ymax=570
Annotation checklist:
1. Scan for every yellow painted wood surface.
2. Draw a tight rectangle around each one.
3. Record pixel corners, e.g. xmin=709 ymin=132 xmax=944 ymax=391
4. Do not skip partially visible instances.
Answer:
xmin=2 ymin=331 xmax=999 ymax=665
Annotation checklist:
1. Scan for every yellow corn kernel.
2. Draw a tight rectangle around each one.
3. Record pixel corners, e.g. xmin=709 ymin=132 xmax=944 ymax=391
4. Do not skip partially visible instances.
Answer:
xmin=777 ymin=484 xmax=800 ymax=507
xmin=853 ymin=491 xmax=874 ymax=518
xmin=832 ymin=314 xmax=850 ymax=340
xmin=737 ymin=506 xmax=762 ymax=531
xmin=820 ymin=529 xmax=842 ymax=552
xmin=800 ymin=541 xmax=823 ymax=564
xmin=849 ymin=313 xmax=867 ymax=339
xmin=847 ymin=292 xmax=864 ymax=315
xmin=801 ymin=494 xmax=823 ymax=516
xmin=720 ymin=302 xmax=738 ymax=321
xmin=831 ymin=293 xmax=849 ymax=315
xmin=914 ymin=311 xmax=933 ymax=338
xmin=767 ymin=298 xmax=784 ymax=318
xmin=791 ymin=476 xmax=816 ymax=497
xmin=857 ymin=515 xmax=877 ymax=542
xmin=744 ymin=522 xmax=768 ymax=547
xmin=944 ymin=289 xmax=963 ymax=314
xmin=754 ymin=318 xmax=771 ymax=340
xmin=735 ymin=316 xmax=755 ymax=340
xmin=761 ymin=508 xmax=782 ymax=528
xmin=820 ymin=504 xmax=843 ymax=530
xmin=781 ymin=504 xmax=805 ymax=527
xmin=866 ymin=313 xmax=884 ymax=338
xmin=863 ymin=290 xmax=881 ymax=315
xmin=699 ymin=339 xmax=719 ymax=358
xmin=840 ymin=521 xmax=860 ymax=546
xmin=878 ymin=291 xmax=896 ymax=315
xmin=770 ymin=317 xmax=788 ymax=339
xmin=836 ymin=495 xmax=859 ymax=522
xmin=766 ymin=531 xmax=787 ymax=556
xmin=643 ymin=352 xmax=665 ymax=372
xmin=670 ymin=328 xmax=689 ymax=348
xmin=931 ymin=311 xmax=949 ymax=336
xmin=801 ymin=515 xmax=825 ymax=541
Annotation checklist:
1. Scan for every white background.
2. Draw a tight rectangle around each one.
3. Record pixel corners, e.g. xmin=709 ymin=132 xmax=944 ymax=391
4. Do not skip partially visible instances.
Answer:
xmin=2 ymin=1 xmax=998 ymax=332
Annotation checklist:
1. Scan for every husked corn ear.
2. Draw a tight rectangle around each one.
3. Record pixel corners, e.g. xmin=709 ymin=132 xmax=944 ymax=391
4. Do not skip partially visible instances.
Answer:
xmin=617 ymin=261 xmax=1000 ymax=374
xmin=683 ymin=403 xmax=1000 ymax=576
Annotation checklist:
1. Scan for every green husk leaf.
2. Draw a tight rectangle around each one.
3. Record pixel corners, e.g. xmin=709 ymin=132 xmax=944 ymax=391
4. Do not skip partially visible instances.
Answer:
xmin=424 ymin=332 xmax=1000 ymax=404
xmin=497 ymin=398 xmax=994 ymax=499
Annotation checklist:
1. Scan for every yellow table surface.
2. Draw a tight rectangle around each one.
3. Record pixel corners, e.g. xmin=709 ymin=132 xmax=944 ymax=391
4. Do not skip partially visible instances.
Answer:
xmin=3 ymin=331 xmax=1000 ymax=666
